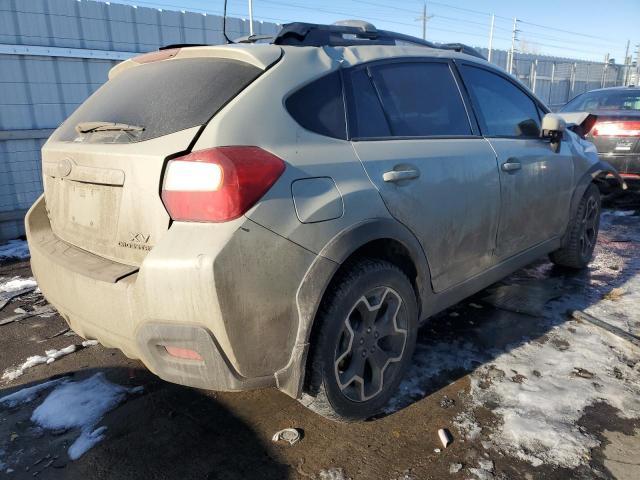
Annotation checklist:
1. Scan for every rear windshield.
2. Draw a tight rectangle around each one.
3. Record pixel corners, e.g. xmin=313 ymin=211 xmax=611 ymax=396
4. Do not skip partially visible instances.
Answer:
xmin=52 ymin=58 xmax=261 ymax=143
xmin=561 ymin=90 xmax=640 ymax=112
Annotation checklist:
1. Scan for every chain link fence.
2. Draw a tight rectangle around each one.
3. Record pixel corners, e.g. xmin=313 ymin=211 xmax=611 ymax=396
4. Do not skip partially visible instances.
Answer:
xmin=477 ymin=48 xmax=631 ymax=110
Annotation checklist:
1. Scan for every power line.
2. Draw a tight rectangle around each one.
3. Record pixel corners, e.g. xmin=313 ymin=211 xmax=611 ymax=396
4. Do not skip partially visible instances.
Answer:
xmin=518 ymin=19 xmax=622 ymax=45
xmin=405 ymin=0 xmax=512 ymax=21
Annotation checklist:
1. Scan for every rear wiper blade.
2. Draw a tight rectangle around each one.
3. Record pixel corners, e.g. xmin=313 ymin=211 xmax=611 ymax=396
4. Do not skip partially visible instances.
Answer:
xmin=75 ymin=121 xmax=145 ymax=134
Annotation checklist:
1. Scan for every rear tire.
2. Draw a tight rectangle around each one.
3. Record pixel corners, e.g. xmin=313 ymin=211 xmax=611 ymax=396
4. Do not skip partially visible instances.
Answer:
xmin=301 ymin=259 xmax=418 ymax=422
xmin=549 ymin=183 xmax=601 ymax=269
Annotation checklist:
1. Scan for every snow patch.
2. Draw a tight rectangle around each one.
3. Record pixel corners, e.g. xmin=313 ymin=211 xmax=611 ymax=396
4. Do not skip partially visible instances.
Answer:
xmin=0 ymin=377 xmax=67 ymax=407
xmin=468 ymin=317 xmax=640 ymax=468
xmin=602 ymin=209 xmax=636 ymax=217
xmin=30 ymin=373 xmax=142 ymax=460
xmin=454 ymin=411 xmax=482 ymax=441
xmin=0 ymin=277 xmax=37 ymax=293
xmin=386 ymin=340 xmax=482 ymax=412
xmin=2 ymin=342 xmax=99 ymax=382
xmin=0 ymin=240 xmax=30 ymax=261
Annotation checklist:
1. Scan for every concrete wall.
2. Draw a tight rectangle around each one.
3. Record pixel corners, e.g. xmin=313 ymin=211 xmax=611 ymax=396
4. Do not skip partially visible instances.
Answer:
xmin=0 ymin=0 xmax=279 ymax=241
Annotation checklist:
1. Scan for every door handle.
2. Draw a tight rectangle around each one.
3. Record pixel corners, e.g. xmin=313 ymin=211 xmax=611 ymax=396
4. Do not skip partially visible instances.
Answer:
xmin=383 ymin=169 xmax=420 ymax=183
xmin=501 ymin=160 xmax=522 ymax=172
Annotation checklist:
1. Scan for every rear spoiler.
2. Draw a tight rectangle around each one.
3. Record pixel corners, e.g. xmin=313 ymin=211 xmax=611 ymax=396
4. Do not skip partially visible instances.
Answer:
xmin=556 ymin=112 xmax=598 ymax=139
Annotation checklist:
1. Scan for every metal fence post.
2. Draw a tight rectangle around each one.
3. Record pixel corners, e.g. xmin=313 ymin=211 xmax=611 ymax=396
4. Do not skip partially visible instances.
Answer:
xmin=569 ymin=62 xmax=577 ymax=100
xmin=548 ymin=62 xmax=555 ymax=105
xmin=530 ymin=59 xmax=538 ymax=93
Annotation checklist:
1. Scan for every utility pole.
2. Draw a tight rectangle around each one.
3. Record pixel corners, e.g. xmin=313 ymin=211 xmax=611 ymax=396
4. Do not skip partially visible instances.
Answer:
xmin=636 ymin=43 xmax=640 ymax=86
xmin=508 ymin=17 xmax=519 ymax=75
xmin=415 ymin=1 xmax=434 ymax=41
xmin=623 ymin=40 xmax=630 ymax=86
xmin=601 ymin=53 xmax=609 ymax=88
xmin=248 ymin=0 xmax=254 ymax=36
xmin=487 ymin=14 xmax=495 ymax=63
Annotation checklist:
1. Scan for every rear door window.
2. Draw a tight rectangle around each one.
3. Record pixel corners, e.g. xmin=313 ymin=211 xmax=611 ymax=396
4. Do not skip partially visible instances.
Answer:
xmin=367 ymin=61 xmax=472 ymax=137
xmin=285 ymin=71 xmax=347 ymax=140
xmin=345 ymin=68 xmax=391 ymax=138
xmin=52 ymin=58 xmax=262 ymax=143
xmin=459 ymin=65 xmax=541 ymax=138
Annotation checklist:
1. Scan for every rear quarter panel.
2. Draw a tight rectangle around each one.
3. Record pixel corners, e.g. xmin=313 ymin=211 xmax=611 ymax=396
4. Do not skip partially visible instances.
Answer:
xmin=192 ymin=47 xmax=393 ymax=257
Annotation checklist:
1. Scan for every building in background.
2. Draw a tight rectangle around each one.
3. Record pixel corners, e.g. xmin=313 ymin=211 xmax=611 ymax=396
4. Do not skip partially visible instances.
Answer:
xmin=0 ymin=0 xmax=630 ymax=240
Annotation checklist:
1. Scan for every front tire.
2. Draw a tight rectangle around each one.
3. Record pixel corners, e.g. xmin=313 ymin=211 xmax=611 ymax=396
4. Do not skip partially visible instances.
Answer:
xmin=302 ymin=259 xmax=418 ymax=421
xmin=550 ymin=183 xmax=601 ymax=269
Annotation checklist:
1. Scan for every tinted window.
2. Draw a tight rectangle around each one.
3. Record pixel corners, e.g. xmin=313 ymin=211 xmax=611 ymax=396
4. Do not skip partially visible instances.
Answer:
xmin=52 ymin=58 xmax=261 ymax=143
xmin=346 ymin=69 xmax=391 ymax=138
xmin=368 ymin=62 xmax=471 ymax=137
xmin=286 ymin=71 xmax=347 ymax=140
xmin=460 ymin=65 xmax=541 ymax=137
xmin=561 ymin=90 xmax=640 ymax=112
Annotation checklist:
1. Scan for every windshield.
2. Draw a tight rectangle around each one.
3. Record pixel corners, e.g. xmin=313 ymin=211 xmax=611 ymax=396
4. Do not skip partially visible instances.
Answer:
xmin=561 ymin=90 xmax=640 ymax=112
xmin=52 ymin=58 xmax=261 ymax=143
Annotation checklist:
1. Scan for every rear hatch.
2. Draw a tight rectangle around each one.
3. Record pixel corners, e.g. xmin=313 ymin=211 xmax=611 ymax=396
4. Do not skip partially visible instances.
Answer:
xmin=588 ymin=111 xmax=640 ymax=163
xmin=42 ymin=46 xmax=280 ymax=266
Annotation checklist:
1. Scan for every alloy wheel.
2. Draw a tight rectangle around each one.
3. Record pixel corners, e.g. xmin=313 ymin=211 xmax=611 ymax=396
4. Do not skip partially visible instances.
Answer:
xmin=333 ymin=287 xmax=408 ymax=402
xmin=580 ymin=196 xmax=599 ymax=258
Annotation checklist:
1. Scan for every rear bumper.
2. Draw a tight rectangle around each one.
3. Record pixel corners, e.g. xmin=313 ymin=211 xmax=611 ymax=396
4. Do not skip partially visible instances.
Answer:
xmin=26 ymin=195 xmax=322 ymax=393
xmin=599 ymin=153 xmax=640 ymax=175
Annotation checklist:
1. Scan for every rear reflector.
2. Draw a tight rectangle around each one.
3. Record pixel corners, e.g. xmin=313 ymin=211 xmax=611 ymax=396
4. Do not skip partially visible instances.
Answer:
xmin=592 ymin=121 xmax=640 ymax=137
xmin=164 ymin=346 xmax=204 ymax=361
xmin=161 ymin=146 xmax=285 ymax=222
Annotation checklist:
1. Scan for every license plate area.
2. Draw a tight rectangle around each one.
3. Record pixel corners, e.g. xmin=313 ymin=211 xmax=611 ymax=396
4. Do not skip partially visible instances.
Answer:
xmin=615 ymin=141 xmax=633 ymax=152
xmin=68 ymin=182 xmax=103 ymax=229
xmin=50 ymin=180 xmax=122 ymax=248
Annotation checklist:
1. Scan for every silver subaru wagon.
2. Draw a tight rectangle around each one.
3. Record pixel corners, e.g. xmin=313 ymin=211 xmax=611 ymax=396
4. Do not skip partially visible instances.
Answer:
xmin=26 ymin=21 xmax=624 ymax=421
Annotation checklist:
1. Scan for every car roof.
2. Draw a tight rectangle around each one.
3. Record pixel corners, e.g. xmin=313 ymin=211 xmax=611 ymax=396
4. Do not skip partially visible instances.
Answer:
xmin=577 ymin=86 xmax=640 ymax=94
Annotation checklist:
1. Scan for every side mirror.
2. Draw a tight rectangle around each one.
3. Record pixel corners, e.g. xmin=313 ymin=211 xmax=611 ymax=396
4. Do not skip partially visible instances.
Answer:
xmin=541 ymin=113 xmax=566 ymax=153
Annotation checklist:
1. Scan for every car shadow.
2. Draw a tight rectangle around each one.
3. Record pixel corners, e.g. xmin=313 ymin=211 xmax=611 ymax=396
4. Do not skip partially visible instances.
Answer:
xmin=378 ymin=189 xmax=640 ymax=417
xmin=0 ymin=368 xmax=290 ymax=480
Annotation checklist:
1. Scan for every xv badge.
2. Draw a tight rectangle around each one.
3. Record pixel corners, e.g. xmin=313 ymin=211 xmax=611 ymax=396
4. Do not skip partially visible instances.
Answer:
xmin=129 ymin=233 xmax=151 ymax=244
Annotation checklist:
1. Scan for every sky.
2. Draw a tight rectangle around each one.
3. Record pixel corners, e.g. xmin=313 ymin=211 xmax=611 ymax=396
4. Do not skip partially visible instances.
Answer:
xmin=104 ymin=0 xmax=640 ymax=63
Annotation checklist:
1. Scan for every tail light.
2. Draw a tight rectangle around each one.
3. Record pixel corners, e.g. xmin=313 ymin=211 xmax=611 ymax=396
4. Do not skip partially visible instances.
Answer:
xmin=591 ymin=121 xmax=640 ymax=137
xmin=161 ymin=146 xmax=285 ymax=222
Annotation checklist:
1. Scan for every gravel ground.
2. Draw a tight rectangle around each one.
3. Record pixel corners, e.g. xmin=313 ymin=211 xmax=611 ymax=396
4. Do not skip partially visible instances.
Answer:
xmin=0 ymin=191 xmax=639 ymax=480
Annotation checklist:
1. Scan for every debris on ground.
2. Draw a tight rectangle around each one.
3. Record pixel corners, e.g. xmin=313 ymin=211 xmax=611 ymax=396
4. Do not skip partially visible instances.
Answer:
xmin=449 ymin=462 xmax=463 ymax=473
xmin=438 ymin=428 xmax=453 ymax=448
xmin=572 ymin=310 xmax=640 ymax=349
xmin=477 ymin=459 xmax=494 ymax=472
xmin=2 ymin=340 xmax=99 ymax=382
xmin=468 ymin=466 xmax=495 ymax=480
xmin=318 ymin=467 xmax=350 ymax=480
xmin=43 ymin=327 xmax=70 ymax=340
xmin=0 ymin=305 xmax=56 ymax=326
xmin=439 ymin=395 xmax=455 ymax=409
xmin=603 ymin=287 xmax=626 ymax=301
xmin=271 ymin=427 xmax=302 ymax=446
xmin=0 ymin=240 xmax=30 ymax=261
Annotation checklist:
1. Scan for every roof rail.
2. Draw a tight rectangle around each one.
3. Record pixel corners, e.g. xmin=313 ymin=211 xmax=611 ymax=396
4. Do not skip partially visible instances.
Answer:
xmin=272 ymin=21 xmax=485 ymax=60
